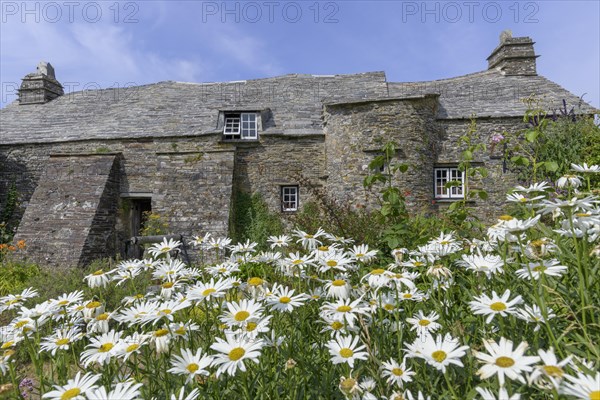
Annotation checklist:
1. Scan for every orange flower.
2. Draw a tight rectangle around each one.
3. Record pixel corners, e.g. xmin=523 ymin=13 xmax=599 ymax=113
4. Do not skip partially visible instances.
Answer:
xmin=8 ymin=245 xmax=16 ymax=251
xmin=0 ymin=244 xmax=7 ymax=251
xmin=16 ymin=240 xmax=26 ymax=249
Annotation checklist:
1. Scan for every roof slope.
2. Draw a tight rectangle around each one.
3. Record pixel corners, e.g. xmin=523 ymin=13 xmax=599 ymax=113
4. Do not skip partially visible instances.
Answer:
xmin=388 ymin=69 xmax=598 ymax=119
xmin=1 ymin=69 xmax=597 ymax=145
xmin=0 ymin=72 xmax=388 ymax=145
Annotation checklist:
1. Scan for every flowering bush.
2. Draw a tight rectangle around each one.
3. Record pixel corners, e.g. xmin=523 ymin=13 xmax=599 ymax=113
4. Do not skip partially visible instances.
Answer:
xmin=0 ymin=166 xmax=599 ymax=399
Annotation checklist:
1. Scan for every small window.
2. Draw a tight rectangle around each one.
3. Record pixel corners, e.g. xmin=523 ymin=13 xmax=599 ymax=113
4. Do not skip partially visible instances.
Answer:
xmin=281 ymin=186 xmax=299 ymax=212
xmin=434 ymin=167 xmax=464 ymax=199
xmin=223 ymin=113 xmax=257 ymax=140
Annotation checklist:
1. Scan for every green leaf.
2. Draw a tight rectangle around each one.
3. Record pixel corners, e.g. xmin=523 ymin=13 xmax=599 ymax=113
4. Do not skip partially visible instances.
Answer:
xmin=525 ymin=130 xmax=539 ymax=143
xmin=544 ymin=161 xmax=559 ymax=172
xmin=478 ymin=190 xmax=488 ymax=200
xmin=462 ymin=150 xmax=473 ymax=160
xmin=398 ymin=164 xmax=409 ymax=173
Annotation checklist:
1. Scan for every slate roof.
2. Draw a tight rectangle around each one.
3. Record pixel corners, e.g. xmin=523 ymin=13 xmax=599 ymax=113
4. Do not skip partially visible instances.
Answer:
xmin=388 ymin=69 xmax=599 ymax=119
xmin=1 ymin=68 xmax=597 ymax=145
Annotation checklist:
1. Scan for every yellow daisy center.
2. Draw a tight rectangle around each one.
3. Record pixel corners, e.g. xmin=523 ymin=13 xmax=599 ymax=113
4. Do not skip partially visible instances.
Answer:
xmin=14 ymin=320 xmax=28 ymax=328
xmin=326 ymin=260 xmax=338 ymax=267
xmin=337 ymin=305 xmax=352 ymax=312
xmin=440 ymin=240 xmax=450 ymax=245
xmin=1 ymin=341 xmax=14 ymax=349
xmin=431 ymin=350 xmax=447 ymax=362
xmin=543 ymin=365 xmax=564 ymax=377
xmin=86 ymin=301 xmax=101 ymax=309
xmin=331 ymin=321 xmax=344 ymax=330
xmin=126 ymin=344 xmax=140 ymax=352
xmin=160 ymin=309 xmax=172 ymax=315
xmin=292 ymin=259 xmax=303 ymax=265
xmin=318 ymin=246 xmax=329 ymax=251
xmin=235 ymin=311 xmax=250 ymax=321
xmin=339 ymin=377 xmax=357 ymax=392
xmin=589 ymin=391 xmax=600 ymax=400
xmin=99 ymin=343 xmax=114 ymax=353
xmin=92 ymin=269 xmax=104 ymax=276
xmin=490 ymin=302 xmax=507 ymax=311
xmin=499 ymin=215 xmax=514 ymax=221
xmin=154 ymin=329 xmax=169 ymax=337
xmin=384 ymin=304 xmax=395 ymax=311
xmin=175 ymin=327 xmax=186 ymax=335
xmin=392 ymin=367 xmax=403 ymax=376
xmin=370 ymin=269 xmax=385 ymax=275
xmin=332 ymin=280 xmax=346 ymax=287
xmin=339 ymin=348 xmax=354 ymax=358
xmin=279 ymin=296 xmax=291 ymax=304
xmin=55 ymin=338 xmax=70 ymax=346
xmin=418 ymin=319 xmax=430 ymax=326
xmin=496 ymin=356 xmax=515 ymax=368
xmin=248 ymin=277 xmax=263 ymax=286
xmin=246 ymin=322 xmax=258 ymax=332
xmin=414 ymin=262 xmax=424 ymax=267
xmin=229 ymin=347 xmax=246 ymax=361
xmin=403 ymin=294 xmax=413 ymax=299
xmin=58 ymin=300 xmax=69 ymax=306
xmin=305 ymin=234 xmax=314 ymax=239
xmin=61 ymin=388 xmax=81 ymax=400
xmin=160 ymin=247 xmax=171 ymax=252
xmin=96 ymin=313 xmax=109 ymax=321
xmin=162 ymin=282 xmax=174 ymax=289
xmin=533 ymin=265 xmax=545 ymax=272
xmin=186 ymin=363 xmax=199 ymax=373
xmin=202 ymin=288 xmax=216 ymax=297
xmin=576 ymin=213 xmax=591 ymax=217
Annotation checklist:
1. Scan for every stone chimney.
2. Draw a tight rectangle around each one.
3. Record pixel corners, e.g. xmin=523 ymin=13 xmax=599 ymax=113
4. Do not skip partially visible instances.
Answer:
xmin=18 ymin=61 xmax=64 ymax=105
xmin=487 ymin=31 xmax=538 ymax=76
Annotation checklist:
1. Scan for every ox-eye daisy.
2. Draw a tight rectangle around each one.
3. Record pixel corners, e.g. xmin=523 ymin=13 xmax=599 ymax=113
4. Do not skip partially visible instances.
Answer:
xmin=40 ymin=327 xmax=83 ymax=356
xmin=326 ymin=334 xmax=368 ymax=368
xmin=469 ymin=289 xmax=522 ymax=323
xmin=80 ymin=330 xmax=122 ymax=367
xmin=221 ymin=299 xmax=264 ymax=326
xmin=474 ymin=337 xmax=540 ymax=386
xmin=42 ymin=372 xmax=100 ymax=400
xmin=406 ymin=333 xmax=469 ymax=373
xmin=475 ymin=387 xmax=520 ymax=400
xmin=87 ymin=381 xmax=143 ymax=400
xmin=210 ymin=334 xmax=264 ymax=377
xmin=168 ymin=348 xmax=213 ymax=384
xmin=528 ymin=347 xmax=571 ymax=389
xmin=381 ymin=358 xmax=415 ymax=387
xmin=406 ymin=310 xmax=441 ymax=336
xmin=515 ymin=259 xmax=568 ymax=280
xmin=560 ymin=371 xmax=600 ymax=399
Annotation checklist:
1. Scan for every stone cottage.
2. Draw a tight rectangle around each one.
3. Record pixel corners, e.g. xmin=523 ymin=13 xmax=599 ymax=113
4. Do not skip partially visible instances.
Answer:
xmin=0 ymin=33 xmax=597 ymax=267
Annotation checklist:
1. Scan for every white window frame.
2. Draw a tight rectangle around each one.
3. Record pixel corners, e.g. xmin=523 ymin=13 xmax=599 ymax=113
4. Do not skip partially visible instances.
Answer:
xmin=281 ymin=186 xmax=299 ymax=212
xmin=223 ymin=112 xmax=257 ymax=139
xmin=434 ymin=167 xmax=465 ymax=199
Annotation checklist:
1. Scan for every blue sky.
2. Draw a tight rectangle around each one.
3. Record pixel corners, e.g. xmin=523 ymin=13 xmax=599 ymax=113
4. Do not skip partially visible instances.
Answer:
xmin=1 ymin=1 xmax=599 ymax=109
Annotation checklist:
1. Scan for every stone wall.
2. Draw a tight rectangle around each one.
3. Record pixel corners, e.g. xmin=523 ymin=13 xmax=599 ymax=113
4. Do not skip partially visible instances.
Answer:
xmin=12 ymin=153 xmax=120 ymax=267
xmin=323 ymin=96 xmax=442 ymax=213
xmin=435 ymin=116 xmax=530 ymax=221
xmin=232 ymin=134 xmax=327 ymax=213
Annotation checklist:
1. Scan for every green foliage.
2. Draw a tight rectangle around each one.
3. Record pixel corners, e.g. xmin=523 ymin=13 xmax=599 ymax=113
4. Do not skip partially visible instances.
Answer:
xmin=230 ymin=191 xmax=283 ymax=249
xmin=0 ymin=181 xmax=18 ymax=244
xmin=444 ymin=119 xmax=488 ymax=235
xmin=363 ymin=142 xmax=411 ymax=249
xmin=505 ymin=97 xmax=600 ymax=186
xmin=293 ymin=200 xmax=381 ymax=247
xmin=0 ymin=259 xmax=40 ymax=296
xmin=140 ymin=211 xmax=170 ymax=236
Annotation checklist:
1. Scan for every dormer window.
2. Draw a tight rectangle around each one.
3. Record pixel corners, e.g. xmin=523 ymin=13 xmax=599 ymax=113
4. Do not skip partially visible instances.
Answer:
xmin=223 ymin=112 xmax=258 ymax=140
